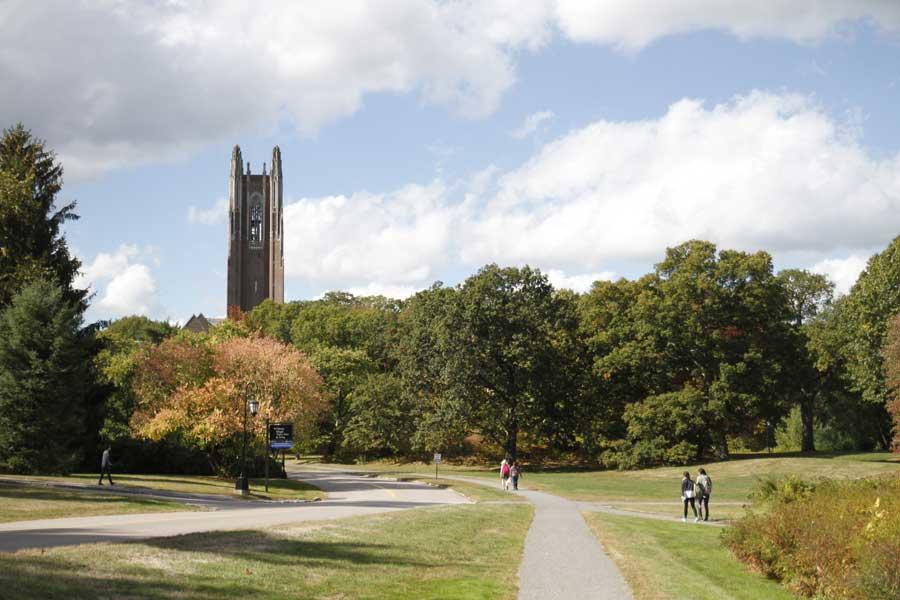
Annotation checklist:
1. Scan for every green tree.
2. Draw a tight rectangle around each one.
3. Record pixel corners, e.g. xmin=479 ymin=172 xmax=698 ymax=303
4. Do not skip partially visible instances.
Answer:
xmin=0 ymin=280 xmax=88 ymax=473
xmin=777 ymin=269 xmax=834 ymax=451
xmin=440 ymin=265 xmax=575 ymax=461
xmin=341 ymin=373 xmax=414 ymax=457
xmin=883 ymin=313 xmax=900 ymax=450
xmin=842 ymin=235 xmax=900 ymax=437
xmin=0 ymin=124 xmax=83 ymax=309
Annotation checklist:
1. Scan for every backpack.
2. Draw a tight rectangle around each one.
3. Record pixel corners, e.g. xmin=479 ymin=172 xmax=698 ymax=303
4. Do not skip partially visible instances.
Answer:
xmin=501 ymin=463 xmax=510 ymax=477
xmin=699 ymin=475 xmax=712 ymax=496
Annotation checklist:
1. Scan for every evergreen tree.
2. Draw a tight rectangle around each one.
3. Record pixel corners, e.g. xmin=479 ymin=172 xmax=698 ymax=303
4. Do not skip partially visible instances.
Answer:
xmin=0 ymin=279 xmax=88 ymax=473
xmin=0 ymin=124 xmax=84 ymax=309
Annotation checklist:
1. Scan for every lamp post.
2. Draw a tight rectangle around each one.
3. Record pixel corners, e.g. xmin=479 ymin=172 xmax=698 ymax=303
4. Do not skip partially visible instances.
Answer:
xmin=236 ymin=396 xmax=260 ymax=495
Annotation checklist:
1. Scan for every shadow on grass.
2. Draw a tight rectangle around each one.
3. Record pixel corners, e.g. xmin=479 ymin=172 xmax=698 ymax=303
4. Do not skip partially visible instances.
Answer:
xmin=0 ymin=484 xmax=174 ymax=508
xmin=0 ymin=529 xmax=436 ymax=599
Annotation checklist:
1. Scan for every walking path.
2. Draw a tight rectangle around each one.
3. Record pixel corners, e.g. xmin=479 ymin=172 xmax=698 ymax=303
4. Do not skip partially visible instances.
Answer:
xmin=0 ymin=469 xmax=468 ymax=553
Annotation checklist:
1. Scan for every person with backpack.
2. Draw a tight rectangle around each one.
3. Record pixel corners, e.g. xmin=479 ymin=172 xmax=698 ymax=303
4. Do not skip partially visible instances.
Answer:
xmin=696 ymin=468 xmax=712 ymax=521
xmin=681 ymin=471 xmax=698 ymax=522
xmin=510 ymin=461 xmax=521 ymax=491
xmin=500 ymin=458 xmax=511 ymax=491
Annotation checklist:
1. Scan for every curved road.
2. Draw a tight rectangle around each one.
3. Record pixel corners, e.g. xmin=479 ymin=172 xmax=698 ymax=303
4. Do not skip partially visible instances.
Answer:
xmin=0 ymin=469 xmax=468 ymax=553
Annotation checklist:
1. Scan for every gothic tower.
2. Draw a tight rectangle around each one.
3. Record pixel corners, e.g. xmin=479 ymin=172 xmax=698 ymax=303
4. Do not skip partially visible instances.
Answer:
xmin=227 ymin=145 xmax=284 ymax=319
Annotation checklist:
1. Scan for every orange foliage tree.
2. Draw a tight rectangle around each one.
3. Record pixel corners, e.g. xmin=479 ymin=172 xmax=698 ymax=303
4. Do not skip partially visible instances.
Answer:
xmin=884 ymin=313 xmax=900 ymax=451
xmin=131 ymin=335 xmax=326 ymax=471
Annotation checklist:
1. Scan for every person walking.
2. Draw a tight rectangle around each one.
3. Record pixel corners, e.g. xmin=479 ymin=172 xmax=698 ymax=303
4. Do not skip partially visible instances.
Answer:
xmin=510 ymin=461 xmax=521 ymax=491
xmin=696 ymin=468 xmax=712 ymax=521
xmin=98 ymin=445 xmax=114 ymax=486
xmin=500 ymin=458 xmax=511 ymax=490
xmin=681 ymin=471 xmax=697 ymax=522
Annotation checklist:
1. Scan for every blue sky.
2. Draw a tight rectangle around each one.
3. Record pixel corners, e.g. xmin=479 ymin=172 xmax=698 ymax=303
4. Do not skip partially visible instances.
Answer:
xmin=2 ymin=1 xmax=900 ymax=323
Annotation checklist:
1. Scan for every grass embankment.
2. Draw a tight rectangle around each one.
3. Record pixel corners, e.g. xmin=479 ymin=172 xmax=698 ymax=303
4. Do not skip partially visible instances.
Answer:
xmin=0 ymin=484 xmax=203 ymax=523
xmin=585 ymin=512 xmax=798 ymax=600
xmin=0 ymin=473 xmax=323 ymax=502
xmin=0 ymin=503 xmax=533 ymax=600
xmin=391 ymin=476 xmax=527 ymax=503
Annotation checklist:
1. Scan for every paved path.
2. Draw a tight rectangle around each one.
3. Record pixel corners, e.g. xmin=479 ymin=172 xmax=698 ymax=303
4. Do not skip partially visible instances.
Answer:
xmin=0 ymin=469 xmax=468 ymax=553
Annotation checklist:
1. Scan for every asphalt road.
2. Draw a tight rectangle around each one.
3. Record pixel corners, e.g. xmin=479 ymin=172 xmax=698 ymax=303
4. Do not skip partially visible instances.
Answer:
xmin=0 ymin=469 xmax=469 ymax=553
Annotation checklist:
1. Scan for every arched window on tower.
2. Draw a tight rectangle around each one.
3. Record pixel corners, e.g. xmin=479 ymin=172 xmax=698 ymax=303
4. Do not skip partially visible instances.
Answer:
xmin=249 ymin=198 xmax=263 ymax=247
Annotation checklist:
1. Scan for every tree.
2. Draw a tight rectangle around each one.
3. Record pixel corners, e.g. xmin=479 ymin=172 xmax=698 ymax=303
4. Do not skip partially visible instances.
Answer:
xmin=883 ymin=313 xmax=900 ymax=451
xmin=132 ymin=336 xmax=327 ymax=473
xmin=440 ymin=265 xmax=575 ymax=461
xmin=777 ymin=269 xmax=834 ymax=451
xmin=341 ymin=373 xmax=415 ymax=457
xmin=842 ymin=235 xmax=900 ymax=421
xmin=0 ymin=279 xmax=88 ymax=473
xmin=0 ymin=124 xmax=83 ymax=309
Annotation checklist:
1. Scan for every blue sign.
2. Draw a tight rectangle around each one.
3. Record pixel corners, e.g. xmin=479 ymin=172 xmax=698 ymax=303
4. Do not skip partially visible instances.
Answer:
xmin=268 ymin=423 xmax=293 ymax=449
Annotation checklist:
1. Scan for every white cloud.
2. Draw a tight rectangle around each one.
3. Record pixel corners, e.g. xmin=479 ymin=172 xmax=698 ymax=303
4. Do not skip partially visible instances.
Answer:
xmin=345 ymin=282 xmax=421 ymax=299
xmin=511 ymin=110 xmax=555 ymax=139
xmin=810 ymin=254 xmax=871 ymax=296
xmin=546 ymin=269 xmax=616 ymax=293
xmin=77 ymin=244 xmax=164 ymax=320
xmin=554 ymin=0 xmax=900 ymax=51
xmin=3 ymin=2 xmax=898 ymax=178
xmin=188 ymin=198 xmax=228 ymax=225
xmin=280 ymin=91 xmax=900 ymax=294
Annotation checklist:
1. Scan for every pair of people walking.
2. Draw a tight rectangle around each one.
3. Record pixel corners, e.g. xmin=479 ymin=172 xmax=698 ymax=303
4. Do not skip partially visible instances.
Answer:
xmin=500 ymin=458 xmax=521 ymax=491
xmin=680 ymin=468 xmax=712 ymax=522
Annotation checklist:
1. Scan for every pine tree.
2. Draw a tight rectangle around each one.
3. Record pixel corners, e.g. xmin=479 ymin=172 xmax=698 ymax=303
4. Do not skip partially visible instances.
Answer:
xmin=0 ymin=279 xmax=87 ymax=473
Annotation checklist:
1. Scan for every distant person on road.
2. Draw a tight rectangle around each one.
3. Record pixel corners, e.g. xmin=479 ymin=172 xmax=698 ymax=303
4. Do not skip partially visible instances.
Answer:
xmin=510 ymin=461 xmax=521 ymax=491
xmin=98 ymin=446 xmax=114 ymax=486
xmin=681 ymin=471 xmax=697 ymax=522
xmin=696 ymin=468 xmax=712 ymax=521
xmin=500 ymin=458 xmax=511 ymax=490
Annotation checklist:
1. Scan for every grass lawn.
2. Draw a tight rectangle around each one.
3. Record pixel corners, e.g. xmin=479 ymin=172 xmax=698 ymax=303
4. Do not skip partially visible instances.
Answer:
xmin=605 ymin=502 xmax=749 ymax=521
xmin=0 ymin=484 xmax=203 ymax=523
xmin=0 ymin=503 xmax=533 ymax=600
xmin=0 ymin=473 xmax=323 ymax=502
xmin=584 ymin=512 xmax=798 ymax=600
xmin=338 ymin=453 xmax=900 ymax=503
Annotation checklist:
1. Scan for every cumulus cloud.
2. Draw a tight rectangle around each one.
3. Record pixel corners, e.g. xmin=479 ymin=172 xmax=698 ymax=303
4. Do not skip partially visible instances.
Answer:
xmin=76 ymin=244 xmax=164 ymax=319
xmin=511 ymin=110 xmax=555 ymax=139
xmin=3 ymin=1 xmax=898 ymax=178
xmin=546 ymin=269 xmax=616 ymax=293
xmin=810 ymin=254 xmax=871 ymax=296
xmin=188 ymin=198 xmax=229 ymax=225
xmin=281 ymin=91 xmax=900 ymax=294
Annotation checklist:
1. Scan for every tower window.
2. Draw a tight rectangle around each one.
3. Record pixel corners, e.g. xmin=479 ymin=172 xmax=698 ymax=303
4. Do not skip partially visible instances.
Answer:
xmin=249 ymin=198 xmax=263 ymax=247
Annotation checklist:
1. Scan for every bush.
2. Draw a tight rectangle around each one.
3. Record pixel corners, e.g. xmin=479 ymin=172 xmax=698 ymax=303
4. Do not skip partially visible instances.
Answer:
xmin=725 ymin=475 xmax=900 ymax=599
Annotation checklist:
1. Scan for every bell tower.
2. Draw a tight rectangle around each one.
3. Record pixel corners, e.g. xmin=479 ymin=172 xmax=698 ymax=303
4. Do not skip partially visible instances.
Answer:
xmin=227 ymin=145 xmax=284 ymax=319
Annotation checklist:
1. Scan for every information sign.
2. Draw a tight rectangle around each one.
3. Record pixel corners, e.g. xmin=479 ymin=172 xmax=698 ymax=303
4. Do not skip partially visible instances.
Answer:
xmin=268 ymin=423 xmax=294 ymax=449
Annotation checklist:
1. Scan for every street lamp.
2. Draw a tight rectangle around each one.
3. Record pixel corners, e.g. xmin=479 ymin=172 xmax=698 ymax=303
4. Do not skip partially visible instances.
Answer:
xmin=235 ymin=396 xmax=260 ymax=495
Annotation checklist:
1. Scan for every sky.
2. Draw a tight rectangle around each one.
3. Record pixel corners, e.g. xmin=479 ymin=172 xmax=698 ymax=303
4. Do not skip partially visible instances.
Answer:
xmin=2 ymin=1 xmax=900 ymax=323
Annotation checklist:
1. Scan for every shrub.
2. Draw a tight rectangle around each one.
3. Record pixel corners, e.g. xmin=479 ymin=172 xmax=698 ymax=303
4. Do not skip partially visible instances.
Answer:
xmin=725 ymin=475 xmax=900 ymax=599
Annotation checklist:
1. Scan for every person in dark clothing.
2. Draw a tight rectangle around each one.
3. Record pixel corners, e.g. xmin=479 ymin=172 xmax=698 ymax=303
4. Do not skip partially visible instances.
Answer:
xmin=510 ymin=461 xmax=521 ymax=491
xmin=696 ymin=468 xmax=712 ymax=521
xmin=98 ymin=446 xmax=114 ymax=485
xmin=681 ymin=471 xmax=697 ymax=522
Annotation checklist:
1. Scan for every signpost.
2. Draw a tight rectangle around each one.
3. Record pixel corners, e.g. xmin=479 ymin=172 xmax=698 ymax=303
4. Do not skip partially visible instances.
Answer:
xmin=266 ymin=423 xmax=294 ymax=492
xmin=433 ymin=452 xmax=441 ymax=480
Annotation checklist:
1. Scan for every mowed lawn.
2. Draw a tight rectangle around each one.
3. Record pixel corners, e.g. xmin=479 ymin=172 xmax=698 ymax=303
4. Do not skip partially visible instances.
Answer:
xmin=585 ymin=512 xmax=798 ymax=600
xmin=343 ymin=453 xmax=900 ymax=503
xmin=0 ymin=503 xmax=533 ymax=600
xmin=0 ymin=484 xmax=203 ymax=523
xmin=0 ymin=473 xmax=323 ymax=502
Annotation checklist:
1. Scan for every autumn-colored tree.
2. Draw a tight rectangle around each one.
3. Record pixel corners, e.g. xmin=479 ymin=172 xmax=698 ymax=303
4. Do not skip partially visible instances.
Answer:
xmin=131 ymin=336 xmax=326 ymax=472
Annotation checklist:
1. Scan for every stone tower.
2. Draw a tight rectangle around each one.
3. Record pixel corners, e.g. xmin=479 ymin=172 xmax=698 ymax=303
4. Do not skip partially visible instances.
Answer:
xmin=226 ymin=145 xmax=284 ymax=319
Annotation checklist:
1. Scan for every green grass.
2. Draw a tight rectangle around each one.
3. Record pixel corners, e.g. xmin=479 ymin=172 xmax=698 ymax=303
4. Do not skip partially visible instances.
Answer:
xmin=0 ymin=484 xmax=203 ymax=523
xmin=584 ymin=512 xmax=798 ymax=600
xmin=338 ymin=453 xmax=900 ymax=503
xmin=0 ymin=503 xmax=533 ymax=600
xmin=0 ymin=473 xmax=323 ymax=501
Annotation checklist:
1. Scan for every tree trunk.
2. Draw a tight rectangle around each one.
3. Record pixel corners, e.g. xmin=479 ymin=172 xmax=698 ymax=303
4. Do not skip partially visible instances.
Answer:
xmin=506 ymin=427 xmax=518 ymax=462
xmin=800 ymin=395 xmax=815 ymax=452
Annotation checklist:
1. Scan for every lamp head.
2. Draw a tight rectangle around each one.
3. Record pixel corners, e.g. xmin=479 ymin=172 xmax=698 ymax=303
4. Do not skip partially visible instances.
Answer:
xmin=249 ymin=399 xmax=259 ymax=416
